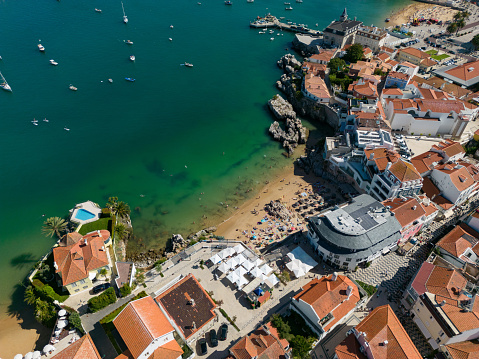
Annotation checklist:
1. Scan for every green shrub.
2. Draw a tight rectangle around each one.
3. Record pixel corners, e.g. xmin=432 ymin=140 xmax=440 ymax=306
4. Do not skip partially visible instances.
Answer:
xmin=41 ymin=285 xmax=69 ymax=303
xmin=357 ymin=280 xmax=377 ymax=296
xmin=32 ymin=279 xmax=44 ymax=289
xmin=119 ymin=283 xmax=132 ymax=297
xmin=34 ymin=299 xmax=57 ymax=327
xmin=88 ymin=287 xmax=117 ymax=313
xmin=219 ymin=308 xmax=240 ymax=331
xmin=69 ymin=312 xmax=85 ymax=334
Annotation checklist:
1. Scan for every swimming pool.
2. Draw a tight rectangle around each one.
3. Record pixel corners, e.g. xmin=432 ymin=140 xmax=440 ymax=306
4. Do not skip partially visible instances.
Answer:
xmin=75 ymin=208 xmax=96 ymax=221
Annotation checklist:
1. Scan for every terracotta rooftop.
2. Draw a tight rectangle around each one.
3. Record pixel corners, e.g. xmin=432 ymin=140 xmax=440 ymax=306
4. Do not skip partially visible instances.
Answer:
xmin=420 ymin=57 xmax=437 ymax=67
xmin=437 ymin=223 xmax=479 ymax=260
xmin=458 ymin=160 xmax=479 ymax=181
xmin=51 ymin=334 xmax=101 ymax=359
xmin=435 ymin=163 xmax=475 ymax=192
xmin=376 ymin=52 xmax=390 ymax=62
xmin=426 ymin=266 xmax=468 ymax=300
xmin=309 ymin=50 xmax=336 ymax=63
xmin=445 ymin=60 xmax=479 ymax=82
xmin=59 ymin=232 xmax=82 ymax=247
xmin=412 ymin=76 xmax=472 ymax=99
xmin=389 ymin=98 xmax=418 ymax=110
xmin=382 ymin=88 xmax=403 ymax=96
xmin=411 ymin=150 xmax=444 ymax=174
xmin=364 ymin=147 xmax=401 ymax=171
xmin=113 ymin=296 xmax=177 ymax=359
xmin=382 ymin=197 xmax=425 ymax=228
xmin=418 ymin=196 xmax=439 ymax=217
xmin=421 ymin=177 xmax=441 ymax=199
xmin=155 ymin=274 xmax=216 ymax=339
xmin=349 ymin=80 xmax=378 ymax=99
xmin=335 ymin=333 xmax=367 ymax=359
xmin=388 ymin=159 xmax=422 ymax=182
xmin=419 ymin=88 xmax=449 ymax=100
xmin=293 ymin=275 xmax=359 ymax=331
xmin=431 ymin=140 xmax=465 ymax=158
xmin=438 ymin=294 xmax=479 ymax=332
xmin=230 ymin=322 xmax=290 ymax=359
xmin=445 ymin=340 xmax=479 ymax=359
xmin=304 ymin=73 xmax=331 ymax=99
xmin=348 ymin=305 xmax=421 ymax=359
xmin=387 ymin=71 xmax=409 ymax=81
xmin=434 ymin=195 xmax=454 ymax=210
xmin=53 ymin=232 xmax=109 ymax=286
xmin=400 ymin=47 xmax=430 ymax=60
xmin=416 ymin=99 xmax=465 ymax=114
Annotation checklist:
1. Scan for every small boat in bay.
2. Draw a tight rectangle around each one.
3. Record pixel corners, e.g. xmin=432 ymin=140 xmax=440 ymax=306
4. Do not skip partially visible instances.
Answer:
xmin=121 ymin=1 xmax=128 ymax=23
xmin=225 ymin=1 xmax=232 ymax=4
xmin=296 ymin=0 xmax=303 ymax=3
xmin=184 ymin=62 xmax=193 ymax=67
xmin=125 ymin=77 xmax=135 ymax=81
xmin=69 ymin=84 xmax=77 ymax=91
xmin=64 ymin=127 xmax=70 ymax=131
xmin=285 ymin=6 xmax=293 ymax=10
xmin=43 ymin=118 xmax=49 ymax=122
xmin=0 ymin=71 xmax=12 ymax=92
xmin=169 ymin=38 xmax=173 ymax=41
xmin=95 ymin=8 xmax=102 ymax=13
xmin=284 ymin=2 xmax=290 ymax=4
xmin=125 ymin=40 xmax=134 ymax=45
xmin=38 ymin=44 xmax=45 ymax=52
xmin=385 ymin=18 xmax=390 ymax=22
xmin=247 ymin=0 xmax=254 ymax=2
xmin=108 ymin=78 xmax=113 ymax=83
xmin=50 ymin=59 xmax=58 ymax=66
xmin=130 ymin=55 xmax=135 ymax=61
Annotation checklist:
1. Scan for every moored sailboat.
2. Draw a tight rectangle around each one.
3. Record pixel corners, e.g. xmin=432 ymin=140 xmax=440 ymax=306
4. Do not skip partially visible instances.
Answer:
xmin=0 ymin=71 xmax=12 ymax=92
xmin=121 ymin=2 xmax=128 ymax=23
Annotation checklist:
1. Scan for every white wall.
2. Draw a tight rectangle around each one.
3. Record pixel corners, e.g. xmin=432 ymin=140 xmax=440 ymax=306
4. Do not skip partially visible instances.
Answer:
xmin=138 ymin=332 xmax=175 ymax=359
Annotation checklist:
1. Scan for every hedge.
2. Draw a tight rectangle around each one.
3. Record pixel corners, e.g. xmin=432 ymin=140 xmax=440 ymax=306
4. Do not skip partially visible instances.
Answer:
xmin=357 ymin=280 xmax=377 ymax=296
xmin=219 ymin=308 xmax=240 ymax=331
xmin=69 ymin=311 xmax=85 ymax=334
xmin=32 ymin=280 xmax=69 ymax=303
xmin=88 ymin=287 xmax=117 ymax=313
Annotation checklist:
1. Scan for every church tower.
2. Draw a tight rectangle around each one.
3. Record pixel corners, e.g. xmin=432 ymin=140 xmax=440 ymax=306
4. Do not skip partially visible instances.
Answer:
xmin=339 ymin=7 xmax=348 ymax=22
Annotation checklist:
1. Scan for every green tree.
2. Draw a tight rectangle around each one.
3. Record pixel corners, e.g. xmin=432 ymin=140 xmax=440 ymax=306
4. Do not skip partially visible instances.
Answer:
xmin=456 ymin=18 xmax=466 ymax=34
xmin=344 ymin=44 xmax=364 ymax=63
xmin=115 ymin=222 xmax=128 ymax=240
xmin=24 ymin=286 xmax=36 ymax=306
xmin=290 ymin=335 xmax=313 ymax=359
xmin=447 ymin=22 xmax=458 ymax=34
xmin=106 ymin=197 xmax=119 ymax=213
xmin=100 ymin=268 xmax=108 ymax=280
xmin=135 ymin=271 xmax=145 ymax=285
xmin=328 ymin=57 xmax=346 ymax=75
xmin=119 ymin=283 xmax=132 ymax=297
xmin=42 ymin=217 xmax=68 ymax=239
xmin=34 ymin=298 xmax=56 ymax=326
xmin=69 ymin=311 xmax=85 ymax=334
xmin=472 ymin=34 xmax=479 ymax=50
xmin=116 ymin=201 xmax=131 ymax=219
xmin=154 ymin=261 xmax=163 ymax=273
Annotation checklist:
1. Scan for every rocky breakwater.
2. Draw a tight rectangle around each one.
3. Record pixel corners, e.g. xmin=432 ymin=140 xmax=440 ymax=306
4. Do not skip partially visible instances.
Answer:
xmin=268 ymin=95 xmax=307 ymax=156
xmin=265 ymin=200 xmax=292 ymax=221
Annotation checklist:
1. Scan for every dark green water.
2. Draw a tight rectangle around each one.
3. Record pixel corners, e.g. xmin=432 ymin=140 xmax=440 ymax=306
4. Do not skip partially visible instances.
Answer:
xmin=0 ymin=0 xmax=410 ymax=328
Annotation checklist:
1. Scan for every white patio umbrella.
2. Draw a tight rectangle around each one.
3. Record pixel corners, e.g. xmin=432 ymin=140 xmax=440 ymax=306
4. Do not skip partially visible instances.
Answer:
xmin=235 ymin=275 xmax=249 ymax=288
xmin=57 ymin=319 xmax=68 ymax=328
xmin=43 ymin=344 xmax=55 ymax=353
xmin=233 ymin=244 xmax=245 ymax=254
xmin=236 ymin=253 xmax=247 ymax=265
xmin=250 ymin=266 xmax=263 ymax=278
xmin=57 ymin=309 xmax=67 ymax=316
xmin=227 ymin=271 xmax=240 ymax=284
xmin=267 ymin=273 xmax=280 ymax=286
xmin=242 ymin=260 xmax=255 ymax=271
xmin=217 ymin=261 xmax=231 ymax=273
xmin=234 ymin=266 xmax=247 ymax=277
xmin=33 ymin=351 xmax=41 ymax=359
xmin=24 ymin=352 xmax=33 ymax=359
xmin=14 ymin=355 xmax=22 ymax=359
xmin=209 ymin=254 xmax=222 ymax=264
xmin=260 ymin=264 xmax=273 ymax=276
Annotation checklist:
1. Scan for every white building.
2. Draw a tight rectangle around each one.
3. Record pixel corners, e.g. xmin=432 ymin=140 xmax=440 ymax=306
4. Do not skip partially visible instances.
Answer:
xmin=430 ymin=163 xmax=477 ymax=206
xmin=354 ymin=25 xmax=389 ymax=52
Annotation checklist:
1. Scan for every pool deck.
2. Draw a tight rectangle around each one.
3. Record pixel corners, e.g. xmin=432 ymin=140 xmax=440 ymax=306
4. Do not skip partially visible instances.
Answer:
xmin=70 ymin=200 xmax=102 ymax=225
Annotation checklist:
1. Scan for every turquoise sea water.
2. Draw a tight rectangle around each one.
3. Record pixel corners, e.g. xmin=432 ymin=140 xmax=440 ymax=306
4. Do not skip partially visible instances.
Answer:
xmin=0 ymin=0 xmax=410 ymax=341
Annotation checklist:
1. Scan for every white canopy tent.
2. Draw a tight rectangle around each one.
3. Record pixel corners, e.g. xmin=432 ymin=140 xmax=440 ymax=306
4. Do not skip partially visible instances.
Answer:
xmin=209 ymin=254 xmax=222 ymax=265
xmin=226 ymin=256 xmax=240 ymax=269
xmin=33 ymin=352 xmax=41 ymax=359
xmin=14 ymin=355 xmax=22 ymax=359
xmin=267 ymin=274 xmax=280 ymax=286
xmin=24 ymin=353 xmax=34 ymax=359
xmin=43 ymin=345 xmax=56 ymax=354
xmin=227 ymin=271 xmax=240 ymax=284
xmin=234 ymin=266 xmax=247 ymax=277
xmin=250 ymin=266 xmax=263 ymax=278
xmin=242 ymin=260 xmax=255 ymax=272
xmin=57 ymin=309 xmax=67 ymax=317
xmin=286 ymin=247 xmax=318 ymax=277
xmin=223 ymin=247 xmax=236 ymax=257
xmin=253 ymin=258 xmax=263 ymax=267
xmin=57 ymin=319 xmax=68 ymax=329
xmin=235 ymin=275 xmax=249 ymax=288
xmin=236 ymin=253 xmax=247 ymax=265
xmin=217 ymin=261 xmax=231 ymax=273
xmin=233 ymin=244 xmax=245 ymax=254
xmin=260 ymin=264 xmax=273 ymax=276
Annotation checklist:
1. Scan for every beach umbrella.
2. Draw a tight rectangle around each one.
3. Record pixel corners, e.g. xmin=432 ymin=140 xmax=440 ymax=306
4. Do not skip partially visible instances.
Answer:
xmin=234 ymin=266 xmax=247 ymax=277
xmin=43 ymin=344 xmax=56 ymax=353
xmin=227 ymin=271 xmax=240 ymax=284
xmin=14 ymin=355 xmax=23 ymax=359
xmin=33 ymin=352 xmax=41 ymax=359
xmin=24 ymin=353 xmax=34 ymax=359
xmin=260 ymin=264 xmax=273 ymax=276
xmin=250 ymin=266 xmax=263 ymax=278
xmin=57 ymin=319 xmax=68 ymax=328
xmin=209 ymin=254 xmax=222 ymax=265
xmin=267 ymin=274 xmax=279 ymax=286
xmin=259 ymin=273 xmax=269 ymax=281
xmin=217 ymin=261 xmax=231 ymax=273
xmin=233 ymin=244 xmax=245 ymax=254
xmin=242 ymin=260 xmax=255 ymax=271
xmin=58 ymin=309 xmax=67 ymax=316
xmin=236 ymin=253 xmax=247 ymax=265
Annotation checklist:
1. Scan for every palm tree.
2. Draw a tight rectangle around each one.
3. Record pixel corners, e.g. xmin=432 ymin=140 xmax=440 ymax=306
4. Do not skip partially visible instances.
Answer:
xmin=154 ymin=261 xmax=162 ymax=273
xmin=447 ymin=22 xmax=458 ymax=34
xmin=99 ymin=268 xmax=108 ymax=280
xmin=106 ymin=197 xmax=118 ymax=213
xmin=24 ymin=286 xmax=36 ymax=306
xmin=116 ymin=201 xmax=131 ymax=219
xmin=115 ymin=222 xmax=128 ymax=240
xmin=456 ymin=18 xmax=466 ymax=35
xmin=42 ymin=217 xmax=68 ymax=239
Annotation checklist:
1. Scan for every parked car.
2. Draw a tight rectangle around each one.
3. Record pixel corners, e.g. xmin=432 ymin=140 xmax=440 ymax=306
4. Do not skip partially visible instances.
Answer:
xmin=209 ymin=329 xmax=218 ymax=347
xmin=219 ymin=323 xmax=228 ymax=341
xmin=198 ymin=338 xmax=208 ymax=356
xmin=92 ymin=283 xmax=111 ymax=294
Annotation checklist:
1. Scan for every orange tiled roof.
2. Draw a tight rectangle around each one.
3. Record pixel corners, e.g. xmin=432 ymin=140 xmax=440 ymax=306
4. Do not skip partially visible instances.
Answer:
xmin=304 ymin=73 xmax=330 ymax=99
xmin=434 ymin=195 xmax=454 ymax=210
xmin=293 ymin=275 xmax=359 ymax=331
xmin=440 ymin=295 xmax=479 ymax=332
xmin=387 ymin=71 xmax=409 ymax=81
xmin=421 ymin=177 xmax=441 ymax=198
xmin=400 ymin=47 xmax=430 ymax=59
xmin=113 ymin=296 xmax=176 ymax=359
xmin=335 ymin=333 xmax=367 ymax=359
xmin=59 ymin=232 xmax=83 ymax=247
xmin=353 ymin=305 xmax=422 ymax=359
xmin=53 ymin=232 xmax=109 ymax=286
xmin=149 ymin=339 xmax=184 ymax=359
xmin=364 ymin=147 xmax=401 ymax=171
xmin=382 ymin=197 xmax=425 ymax=228
xmin=389 ymin=98 xmax=418 ymax=110
xmin=51 ymin=334 xmax=101 ymax=359
xmin=388 ymin=159 xmax=422 ymax=182
xmin=431 ymin=140 xmax=465 ymax=158
xmin=437 ymin=224 xmax=479 ymax=259
xmin=411 ymin=151 xmax=443 ymax=174
xmin=458 ymin=160 xmax=479 ymax=181
xmin=426 ymin=266 xmax=468 ymax=300
xmin=445 ymin=341 xmax=479 ymax=359
xmin=416 ymin=99 xmax=465 ymax=114
xmin=382 ymin=88 xmax=403 ymax=96
xmin=418 ymin=196 xmax=439 ymax=217
xmin=420 ymin=58 xmax=437 ymax=67
xmin=445 ymin=60 xmax=479 ymax=81
xmin=309 ymin=50 xmax=336 ymax=63
xmin=435 ymin=164 xmax=475 ymax=192
xmin=419 ymin=88 xmax=449 ymax=100
xmin=350 ymin=80 xmax=378 ymax=99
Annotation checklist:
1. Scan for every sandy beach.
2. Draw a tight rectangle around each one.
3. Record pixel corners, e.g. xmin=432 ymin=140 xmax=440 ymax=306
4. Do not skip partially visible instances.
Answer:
xmin=387 ymin=2 xmax=456 ymax=27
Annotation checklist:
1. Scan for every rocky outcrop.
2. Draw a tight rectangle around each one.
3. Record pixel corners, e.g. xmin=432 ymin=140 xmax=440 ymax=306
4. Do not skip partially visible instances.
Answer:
xmin=268 ymin=94 xmax=296 ymax=121
xmin=277 ymin=53 xmax=302 ymax=73
xmin=126 ymin=247 xmax=165 ymax=268
xmin=295 ymin=146 xmax=324 ymax=176
xmin=169 ymin=234 xmax=187 ymax=253
xmin=265 ymin=200 xmax=291 ymax=221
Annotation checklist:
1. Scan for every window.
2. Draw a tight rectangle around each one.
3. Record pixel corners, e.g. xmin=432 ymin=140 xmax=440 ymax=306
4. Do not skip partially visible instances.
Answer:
xmin=420 ymin=302 xmax=424 ymax=307
xmin=343 ymin=262 xmax=349 ymax=266
xmin=79 ymin=279 xmax=86 ymax=284
xmin=71 ymin=282 xmax=77 ymax=287
xmin=334 ymin=259 xmax=340 ymax=264
xmin=75 ymin=289 xmax=79 ymax=292
xmin=334 ymin=254 xmax=339 ymax=259
xmin=346 ymin=258 xmax=352 ymax=262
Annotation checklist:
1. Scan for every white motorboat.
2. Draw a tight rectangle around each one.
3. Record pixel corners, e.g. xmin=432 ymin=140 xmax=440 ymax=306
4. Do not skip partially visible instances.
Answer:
xmin=108 ymin=78 xmax=113 ymax=83
xmin=284 ymin=2 xmax=290 ymax=4
xmin=285 ymin=6 xmax=293 ymax=10
xmin=32 ymin=118 xmax=38 ymax=124
xmin=296 ymin=0 xmax=303 ymax=3
xmin=170 ymin=25 xmax=174 ymax=29
xmin=169 ymin=38 xmax=173 ymax=41
xmin=247 ymin=0 xmax=254 ymax=2
xmin=0 ymin=71 xmax=12 ymax=92
xmin=184 ymin=62 xmax=193 ymax=67
xmin=130 ymin=55 xmax=135 ymax=61
xmin=43 ymin=118 xmax=49 ymax=122
xmin=38 ymin=44 xmax=45 ymax=52
xmin=270 ymin=37 xmax=274 ymax=41
xmin=69 ymin=84 xmax=77 ymax=91
xmin=50 ymin=59 xmax=58 ymax=66
xmin=258 ymin=31 xmax=265 ymax=34
xmin=95 ymin=8 xmax=102 ymax=12
xmin=121 ymin=2 xmax=128 ymax=23
xmin=125 ymin=40 xmax=134 ymax=45
xmin=64 ymin=127 xmax=70 ymax=131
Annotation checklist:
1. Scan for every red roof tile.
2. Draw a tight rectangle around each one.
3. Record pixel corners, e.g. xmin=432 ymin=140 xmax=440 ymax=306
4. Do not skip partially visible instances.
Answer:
xmin=445 ymin=340 xmax=479 ymax=359
xmin=411 ymin=262 xmax=435 ymax=296
xmin=51 ymin=334 xmax=101 ymax=359
xmin=382 ymin=197 xmax=425 ymax=228
xmin=335 ymin=333 xmax=367 ymax=359
xmin=388 ymin=159 xmax=422 ymax=182
xmin=400 ymin=47 xmax=430 ymax=60
xmin=435 ymin=164 xmax=475 ymax=192
xmin=445 ymin=60 xmax=479 ymax=82
xmin=416 ymin=99 xmax=465 ymax=114
xmin=437 ymin=224 xmax=479 ymax=259
xmin=411 ymin=151 xmax=443 ymax=174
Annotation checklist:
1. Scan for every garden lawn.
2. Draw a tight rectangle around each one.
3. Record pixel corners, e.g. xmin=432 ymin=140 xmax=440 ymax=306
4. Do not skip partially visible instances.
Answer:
xmin=426 ymin=49 xmax=438 ymax=55
xmin=431 ymin=53 xmax=449 ymax=61
xmin=78 ymin=217 xmax=113 ymax=235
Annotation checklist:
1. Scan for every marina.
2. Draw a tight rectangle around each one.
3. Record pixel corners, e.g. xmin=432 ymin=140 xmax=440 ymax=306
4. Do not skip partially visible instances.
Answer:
xmin=250 ymin=14 xmax=322 ymax=35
